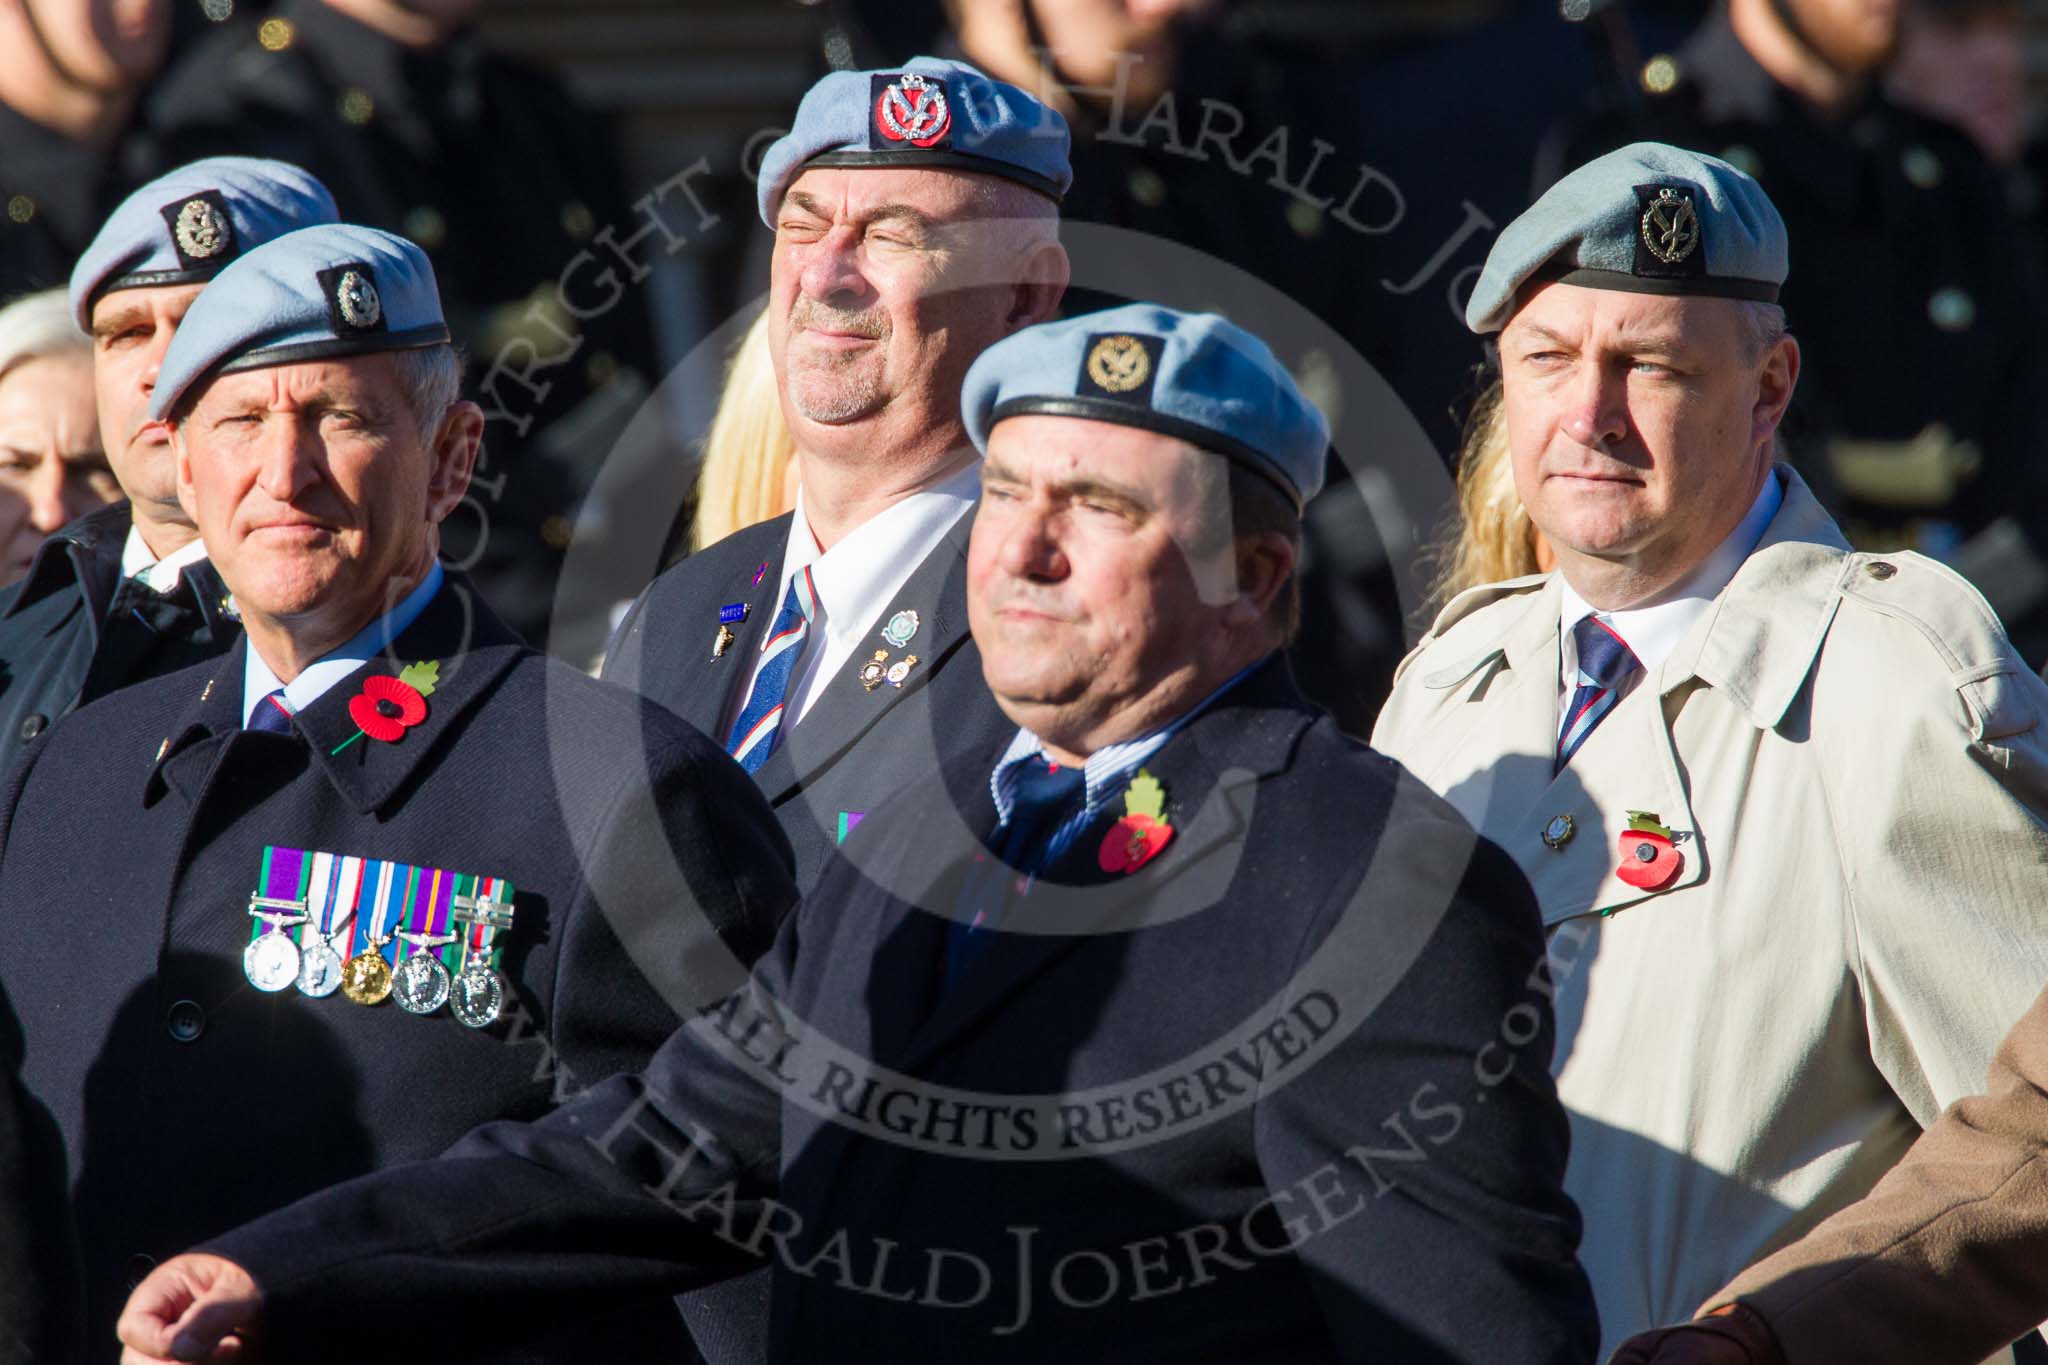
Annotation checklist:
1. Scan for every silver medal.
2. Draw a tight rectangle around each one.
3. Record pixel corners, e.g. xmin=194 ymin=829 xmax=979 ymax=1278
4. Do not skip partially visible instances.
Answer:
xmin=296 ymin=938 xmax=344 ymax=997
xmin=450 ymin=961 xmax=504 ymax=1029
xmin=244 ymin=932 xmax=301 ymax=993
xmin=393 ymin=952 xmax=450 ymax=1015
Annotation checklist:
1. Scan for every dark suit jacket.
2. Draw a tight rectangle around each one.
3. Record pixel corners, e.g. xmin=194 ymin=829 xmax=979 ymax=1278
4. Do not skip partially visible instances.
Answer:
xmin=207 ymin=658 xmax=1600 ymax=1364
xmin=0 ymin=574 xmax=796 ymax=1362
xmin=602 ymin=508 xmax=1015 ymax=895
xmin=0 ymin=502 xmax=239 ymax=779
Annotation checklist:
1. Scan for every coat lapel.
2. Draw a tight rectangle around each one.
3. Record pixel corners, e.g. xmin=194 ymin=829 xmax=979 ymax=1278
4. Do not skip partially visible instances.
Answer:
xmin=1508 ymin=682 xmax=1706 ymax=925
xmin=895 ymin=658 xmax=1313 ymax=1073
xmin=145 ymin=648 xmax=249 ymax=807
xmin=751 ymin=513 xmax=975 ymax=807
xmin=1421 ymin=578 xmax=1566 ymax=835
xmin=643 ymin=516 xmax=788 ymax=742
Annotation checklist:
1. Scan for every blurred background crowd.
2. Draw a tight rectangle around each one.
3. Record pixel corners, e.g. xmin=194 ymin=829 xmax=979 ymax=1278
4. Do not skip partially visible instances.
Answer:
xmin=3 ymin=0 xmax=2043 ymax=734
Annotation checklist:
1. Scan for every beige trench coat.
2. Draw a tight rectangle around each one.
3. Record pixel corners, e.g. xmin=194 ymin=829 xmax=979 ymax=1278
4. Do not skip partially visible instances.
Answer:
xmin=1372 ymin=471 xmax=2048 ymax=1350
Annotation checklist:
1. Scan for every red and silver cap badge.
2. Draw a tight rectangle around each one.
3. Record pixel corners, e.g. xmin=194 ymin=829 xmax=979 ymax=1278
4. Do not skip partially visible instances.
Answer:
xmin=873 ymin=72 xmax=952 ymax=148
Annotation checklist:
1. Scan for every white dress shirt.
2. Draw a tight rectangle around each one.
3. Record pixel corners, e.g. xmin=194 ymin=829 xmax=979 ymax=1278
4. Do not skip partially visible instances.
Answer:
xmin=728 ymin=463 xmax=980 ymax=737
xmin=1556 ymin=469 xmax=1784 ymax=728
xmin=120 ymin=523 xmax=212 ymax=595
xmin=242 ymin=562 xmax=445 ymax=726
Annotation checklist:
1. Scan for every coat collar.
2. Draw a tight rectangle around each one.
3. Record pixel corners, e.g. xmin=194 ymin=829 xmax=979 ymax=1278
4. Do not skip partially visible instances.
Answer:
xmin=750 ymin=509 xmax=977 ymax=806
xmin=893 ymin=655 xmax=1315 ymax=1071
xmin=1657 ymin=468 xmax=1851 ymax=730
xmin=3 ymin=500 xmax=130 ymax=622
xmin=145 ymin=573 xmax=524 ymax=814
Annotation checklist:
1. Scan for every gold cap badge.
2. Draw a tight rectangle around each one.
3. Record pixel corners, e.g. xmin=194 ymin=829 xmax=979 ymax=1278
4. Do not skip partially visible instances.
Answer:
xmin=1086 ymin=334 xmax=1152 ymax=394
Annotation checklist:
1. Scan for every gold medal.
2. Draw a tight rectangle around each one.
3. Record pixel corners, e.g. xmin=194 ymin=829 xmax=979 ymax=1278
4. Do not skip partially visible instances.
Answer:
xmin=341 ymin=950 xmax=393 ymax=1005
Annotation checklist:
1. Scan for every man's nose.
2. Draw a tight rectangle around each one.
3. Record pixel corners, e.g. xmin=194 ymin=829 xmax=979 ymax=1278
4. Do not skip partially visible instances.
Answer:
xmin=1562 ymin=364 xmax=1629 ymax=449
xmin=254 ymin=419 xmax=323 ymax=502
xmin=796 ymin=226 xmax=875 ymax=310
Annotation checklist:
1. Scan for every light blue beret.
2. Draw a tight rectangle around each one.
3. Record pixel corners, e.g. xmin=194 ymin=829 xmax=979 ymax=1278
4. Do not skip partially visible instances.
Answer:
xmin=68 ymin=157 xmax=339 ymax=330
xmin=962 ymin=304 xmax=1330 ymax=510
xmin=1466 ymin=141 xmax=1788 ymax=333
xmin=756 ymin=56 xmax=1071 ymax=225
xmin=151 ymin=224 xmax=451 ymax=420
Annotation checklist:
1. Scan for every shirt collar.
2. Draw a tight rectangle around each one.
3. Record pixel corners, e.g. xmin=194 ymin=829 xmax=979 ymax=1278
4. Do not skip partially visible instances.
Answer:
xmin=774 ymin=463 xmax=981 ymax=638
xmin=1559 ymin=469 xmax=1784 ymax=683
xmin=990 ymin=661 xmax=1265 ymax=829
xmin=120 ymin=524 xmax=212 ymax=595
xmin=242 ymin=562 xmax=445 ymax=726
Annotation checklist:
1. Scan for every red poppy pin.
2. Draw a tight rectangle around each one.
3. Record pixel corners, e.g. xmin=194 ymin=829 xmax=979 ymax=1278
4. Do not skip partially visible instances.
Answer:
xmin=333 ymin=660 xmax=439 ymax=755
xmin=1100 ymin=769 xmax=1174 ymax=874
xmin=1616 ymin=810 xmax=1684 ymax=890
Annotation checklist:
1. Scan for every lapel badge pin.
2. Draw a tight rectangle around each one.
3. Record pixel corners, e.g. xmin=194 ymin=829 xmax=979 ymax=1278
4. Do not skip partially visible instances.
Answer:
xmin=713 ymin=625 xmax=736 ymax=659
xmin=859 ymin=649 xmax=890 ymax=691
xmin=1541 ymin=813 xmax=1575 ymax=849
xmin=720 ymin=602 xmax=749 ymax=626
xmin=1100 ymin=769 xmax=1174 ymax=874
xmin=885 ymin=654 xmax=919 ymax=688
xmin=880 ymin=608 xmax=920 ymax=650
xmin=752 ymin=561 xmax=770 ymax=587
xmin=1616 ymin=810 xmax=1683 ymax=891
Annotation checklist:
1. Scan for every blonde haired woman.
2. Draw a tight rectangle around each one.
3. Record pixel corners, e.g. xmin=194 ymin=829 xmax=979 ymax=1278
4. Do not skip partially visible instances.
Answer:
xmin=1427 ymin=375 xmax=1553 ymax=612
xmin=690 ymin=308 xmax=798 ymax=550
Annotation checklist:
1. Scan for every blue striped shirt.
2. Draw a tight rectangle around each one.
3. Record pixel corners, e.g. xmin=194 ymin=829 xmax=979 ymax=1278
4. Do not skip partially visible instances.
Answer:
xmin=988 ymin=661 xmax=1264 ymax=870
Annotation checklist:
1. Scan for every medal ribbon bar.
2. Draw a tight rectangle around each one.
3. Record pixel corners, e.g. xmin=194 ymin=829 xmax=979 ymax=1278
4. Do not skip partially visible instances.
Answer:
xmin=347 ymin=858 xmax=409 ymax=969
xmin=452 ymin=876 xmax=515 ymax=970
xmin=249 ymin=846 xmax=311 ymax=941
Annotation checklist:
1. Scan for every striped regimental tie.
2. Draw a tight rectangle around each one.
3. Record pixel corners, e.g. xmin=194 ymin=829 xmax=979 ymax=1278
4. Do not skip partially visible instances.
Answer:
xmin=1556 ymin=614 xmax=1641 ymax=772
xmin=247 ymin=687 xmax=298 ymax=737
xmin=725 ymin=566 xmax=819 ymax=774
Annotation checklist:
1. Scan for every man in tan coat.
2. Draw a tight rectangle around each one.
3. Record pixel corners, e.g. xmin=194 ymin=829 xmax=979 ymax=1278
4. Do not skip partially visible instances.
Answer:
xmin=1371 ymin=141 xmax=2048 ymax=1349
xmin=1611 ymin=978 xmax=2048 ymax=1364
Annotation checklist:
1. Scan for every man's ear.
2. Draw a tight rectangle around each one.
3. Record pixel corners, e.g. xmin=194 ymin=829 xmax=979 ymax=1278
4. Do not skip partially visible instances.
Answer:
xmin=1753 ymin=334 xmax=1800 ymax=445
xmin=425 ymin=400 xmax=484 ymax=525
xmin=1005 ymin=242 xmax=1071 ymax=333
xmin=1221 ymin=531 xmax=1298 ymax=630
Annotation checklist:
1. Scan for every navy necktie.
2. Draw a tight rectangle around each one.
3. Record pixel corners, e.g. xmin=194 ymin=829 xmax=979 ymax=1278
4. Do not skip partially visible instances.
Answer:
xmin=247 ymin=688 xmax=297 ymax=737
xmin=944 ymin=755 xmax=1087 ymax=987
xmin=1557 ymin=615 xmax=1641 ymax=771
xmin=725 ymin=568 xmax=817 ymax=774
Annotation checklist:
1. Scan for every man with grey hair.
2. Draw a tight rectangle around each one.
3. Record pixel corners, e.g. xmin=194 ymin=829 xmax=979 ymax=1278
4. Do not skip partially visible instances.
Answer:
xmin=0 ymin=222 xmax=798 ymax=1361
xmin=1373 ymin=141 xmax=2048 ymax=1349
xmin=602 ymin=57 xmax=1071 ymax=896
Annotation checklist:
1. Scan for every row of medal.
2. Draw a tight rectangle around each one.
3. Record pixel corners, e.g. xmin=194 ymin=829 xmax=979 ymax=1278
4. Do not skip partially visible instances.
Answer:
xmin=244 ymin=847 xmax=515 ymax=1030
